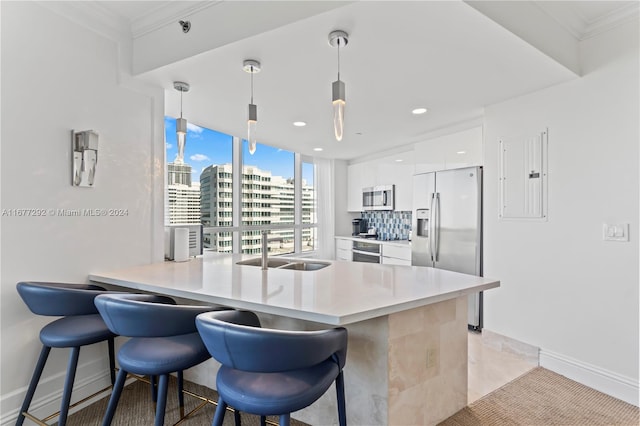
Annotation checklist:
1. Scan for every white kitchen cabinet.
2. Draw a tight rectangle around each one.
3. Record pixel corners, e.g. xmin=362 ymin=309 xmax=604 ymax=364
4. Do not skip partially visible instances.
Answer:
xmin=414 ymin=126 xmax=483 ymax=174
xmin=377 ymin=163 xmax=414 ymax=212
xmin=347 ymin=151 xmax=414 ymax=212
xmin=381 ymin=256 xmax=411 ymax=266
xmin=335 ymin=238 xmax=353 ymax=261
xmin=381 ymin=244 xmax=411 ymax=266
xmin=347 ymin=162 xmax=374 ymax=211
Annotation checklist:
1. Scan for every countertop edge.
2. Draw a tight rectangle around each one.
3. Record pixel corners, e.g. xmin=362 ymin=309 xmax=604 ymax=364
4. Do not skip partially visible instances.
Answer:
xmin=89 ymin=272 xmax=498 ymax=326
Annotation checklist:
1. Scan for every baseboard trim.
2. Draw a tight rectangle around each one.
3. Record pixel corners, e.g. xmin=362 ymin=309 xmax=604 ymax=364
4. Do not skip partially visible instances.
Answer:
xmin=540 ymin=349 xmax=639 ymax=406
xmin=0 ymin=360 xmax=112 ymax=426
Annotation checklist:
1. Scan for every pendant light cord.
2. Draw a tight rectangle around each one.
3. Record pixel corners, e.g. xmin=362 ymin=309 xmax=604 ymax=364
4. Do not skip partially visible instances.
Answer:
xmin=337 ymin=40 xmax=341 ymax=81
xmin=180 ymin=89 xmax=183 ymax=119
xmin=250 ymin=66 xmax=254 ymax=104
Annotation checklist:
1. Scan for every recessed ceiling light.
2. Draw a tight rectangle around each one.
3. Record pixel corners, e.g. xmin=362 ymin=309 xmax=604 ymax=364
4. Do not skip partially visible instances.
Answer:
xmin=412 ymin=107 xmax=428 ymax=115
xmin=293 ymin=121 xmax=307 ymax=127
xmin=456 ymin=151 xmax=467 ymax=155
xmin=395 ymin=159 xmax=403 ymax=162
xmin=313 ymin=147 xmax=323 ymax=152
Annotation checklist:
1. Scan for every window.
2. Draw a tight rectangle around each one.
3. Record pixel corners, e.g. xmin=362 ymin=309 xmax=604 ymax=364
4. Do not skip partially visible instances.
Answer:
xmin=165 ymin=117 xmax=317 ymax=256
xmin=302 ymin=160 xmax=317 ymax=252
xmin=165 ymin=117 xmax=232 ymax=231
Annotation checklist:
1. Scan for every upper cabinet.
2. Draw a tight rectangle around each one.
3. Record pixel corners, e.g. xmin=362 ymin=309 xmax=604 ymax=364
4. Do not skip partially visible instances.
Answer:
xmin=347 ymin=152 xmax=414 ymax=212
xmin=414 ymin=126 xmax=483 ymax=174
xmin=347 ymin=126 xmax=483 ymax=212
xmin=347 ymin=162 xmax=373 ymax=211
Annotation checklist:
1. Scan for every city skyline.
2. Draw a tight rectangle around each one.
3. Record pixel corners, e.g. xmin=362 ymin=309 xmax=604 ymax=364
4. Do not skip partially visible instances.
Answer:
xmin=165 ymin=117 xmax=314 ymax=184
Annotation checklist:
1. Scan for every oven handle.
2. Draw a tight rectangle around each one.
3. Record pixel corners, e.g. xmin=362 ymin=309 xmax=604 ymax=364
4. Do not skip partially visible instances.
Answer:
xmin=352 ymin=249 xmax=381 ymax=257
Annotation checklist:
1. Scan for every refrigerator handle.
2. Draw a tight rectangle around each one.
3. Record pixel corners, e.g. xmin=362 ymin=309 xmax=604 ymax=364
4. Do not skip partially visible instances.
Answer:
xmin=434 ymin=193 xmax=440 ymax=262
xmin=429 ymin=194 xmax=436 ymax=263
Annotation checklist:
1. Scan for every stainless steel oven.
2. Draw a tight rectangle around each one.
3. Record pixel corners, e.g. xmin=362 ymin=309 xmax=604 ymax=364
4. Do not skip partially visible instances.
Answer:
xmin=352 ymin=240 xmax=381 ymax=263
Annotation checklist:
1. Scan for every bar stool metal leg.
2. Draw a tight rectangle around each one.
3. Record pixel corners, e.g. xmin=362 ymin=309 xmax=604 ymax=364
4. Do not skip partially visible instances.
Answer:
xmin=108 ymin=338 xmax=116 ymax=385
xmin=102 ymin=368 xmax=128 ymax=426
xmin=16 ymin=346 xmax=51 ymax=426
xmin=155 ymin=374 xmax=169 ymax=426
xmin=213 ymin=397 xmax=228 ymax=426
xmin=335 ymin=370 xmax=347 ymax=426
xmin=279 ymin=414 xmax=291 ymax=426
xmin=177 ymin=370 xmax=185 ymax=417
xmin=58 ymin=347 xmax=80 ymax=426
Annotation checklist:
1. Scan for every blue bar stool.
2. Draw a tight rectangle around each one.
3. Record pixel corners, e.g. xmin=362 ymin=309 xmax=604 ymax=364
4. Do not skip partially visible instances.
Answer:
xmin=94 ymin=293 xmax=229 ymax=426
xmin=195 ymin=310 xmax=348 ymax=426
xmin=15 ymin=282 xmax=117 ymax=426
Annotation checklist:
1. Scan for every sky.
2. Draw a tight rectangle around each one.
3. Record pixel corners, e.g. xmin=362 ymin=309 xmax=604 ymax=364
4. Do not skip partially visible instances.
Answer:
xmin=165 ymin=117 xmax=313 ymax=184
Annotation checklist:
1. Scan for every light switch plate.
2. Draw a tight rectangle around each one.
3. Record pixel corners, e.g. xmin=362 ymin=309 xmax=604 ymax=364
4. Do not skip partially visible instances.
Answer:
xmin=603 ymin=223 xmax=629 ymax=242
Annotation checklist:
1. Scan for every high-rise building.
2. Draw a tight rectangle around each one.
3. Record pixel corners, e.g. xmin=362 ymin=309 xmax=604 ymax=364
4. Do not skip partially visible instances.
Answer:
xmin=168 ymin=162 xmax=192 ymax=186
xmin=200 ymin=163 xmax=315 ymax=254
xmin=167 ymin=162 xmax=200 ymax=224
xmin=200 ymin=164 xmax=234 ymax=251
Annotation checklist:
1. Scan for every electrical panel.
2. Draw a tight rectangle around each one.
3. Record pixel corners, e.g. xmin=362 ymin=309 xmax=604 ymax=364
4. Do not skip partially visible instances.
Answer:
xmin=499 ymin=129 xmax=548 ymax=220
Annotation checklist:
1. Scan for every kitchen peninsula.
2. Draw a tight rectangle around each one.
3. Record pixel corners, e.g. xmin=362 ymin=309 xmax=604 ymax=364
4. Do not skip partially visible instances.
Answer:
xmin=90 ymin=253 xmax=499 ymax=425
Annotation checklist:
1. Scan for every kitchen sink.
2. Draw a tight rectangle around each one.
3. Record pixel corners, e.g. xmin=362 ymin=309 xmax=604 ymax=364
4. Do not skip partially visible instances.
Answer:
xmin=236 ymin=258 xmax=291 ymax=268
xmin=236 ymin=258 xmax=330 ymax=271
xmin=278 ymin=261 xmax=330 ymax=271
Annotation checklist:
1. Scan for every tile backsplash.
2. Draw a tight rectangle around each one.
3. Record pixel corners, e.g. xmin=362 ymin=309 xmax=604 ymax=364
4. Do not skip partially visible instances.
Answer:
xmin=361 ymin=211 xmax=412 ymax=241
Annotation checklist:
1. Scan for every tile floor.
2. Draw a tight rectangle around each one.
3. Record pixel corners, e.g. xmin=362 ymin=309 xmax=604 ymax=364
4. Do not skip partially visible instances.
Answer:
xmin=467 ymin=331 xmax=538 ymax=403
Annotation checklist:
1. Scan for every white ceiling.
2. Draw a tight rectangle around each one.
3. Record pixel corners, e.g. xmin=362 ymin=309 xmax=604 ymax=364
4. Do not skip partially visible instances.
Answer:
xmin=92 ymin=1 xmax=637 ymax=161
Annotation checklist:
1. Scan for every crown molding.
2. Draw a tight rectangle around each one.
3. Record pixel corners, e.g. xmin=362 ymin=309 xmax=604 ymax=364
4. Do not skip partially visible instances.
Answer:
xmin=535 ymin=1 xmax=640 ymax=41
xmin=581 ymin=2 xmax=639 ymax=40
xmin=35 ymin=0 xmax=131 ymax=44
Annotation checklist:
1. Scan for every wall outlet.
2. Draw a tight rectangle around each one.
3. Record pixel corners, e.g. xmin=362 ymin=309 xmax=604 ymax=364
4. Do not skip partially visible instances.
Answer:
xmin=426 ymin=347 xmax=437 ymax=369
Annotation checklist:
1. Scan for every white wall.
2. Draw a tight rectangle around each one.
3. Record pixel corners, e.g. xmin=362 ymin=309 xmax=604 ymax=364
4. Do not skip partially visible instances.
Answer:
xmin=0 ymin=2 xmax=164 ymax=421
xmin=483 ymin=20 xmax=639 ymax=404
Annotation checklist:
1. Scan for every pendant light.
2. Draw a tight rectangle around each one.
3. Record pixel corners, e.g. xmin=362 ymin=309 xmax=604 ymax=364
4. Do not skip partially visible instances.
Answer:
xmin=329 ymin=30 xmax=348 ymax=142
xmin=243 ymin=59 xmax=261 ymax=155
xmin=173 ymin=81 xmax=190 ymax=164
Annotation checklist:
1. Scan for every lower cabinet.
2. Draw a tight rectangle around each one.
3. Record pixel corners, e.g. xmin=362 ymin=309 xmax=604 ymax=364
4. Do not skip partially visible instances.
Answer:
xmin=335 ymin=238 xmax=353 ymax=261
xmin=335 ymin=237 xmax=411 ymax=264
xmin=381 ymin=244 xmax=411 ymax=266
xmin=381 ymin=256 xmax=411 ymax=266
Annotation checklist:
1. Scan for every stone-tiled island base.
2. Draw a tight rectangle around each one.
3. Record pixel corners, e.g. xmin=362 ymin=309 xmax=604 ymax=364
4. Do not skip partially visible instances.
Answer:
xmin=257 ymin=296 xmax=468 ymax=426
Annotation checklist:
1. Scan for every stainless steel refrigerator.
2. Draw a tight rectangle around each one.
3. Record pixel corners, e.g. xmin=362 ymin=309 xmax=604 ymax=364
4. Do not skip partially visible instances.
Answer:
xmin=411 ymin=166 xmax=483 ymax=329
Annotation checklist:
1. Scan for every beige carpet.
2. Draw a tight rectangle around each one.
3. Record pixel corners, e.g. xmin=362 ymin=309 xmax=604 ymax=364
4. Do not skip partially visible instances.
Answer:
xmin=439 ymin=367 xmax=639 ymax=426
xmin=64 ymin=375 xmax=308 ymax=426
xmin=66 ymin=368 xmax=638 ymax=425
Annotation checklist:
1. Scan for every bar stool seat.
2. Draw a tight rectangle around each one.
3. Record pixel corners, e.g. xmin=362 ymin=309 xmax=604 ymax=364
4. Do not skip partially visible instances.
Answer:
xmin=117 ymin=333 xmax=211 ymax=375
xmin=217 ymin=360 xmax=340 ymax=415
xmin=40 ymin=315 xmax=114 ymax=347
xmin=16 ymin=281 xmax=117 ymax=426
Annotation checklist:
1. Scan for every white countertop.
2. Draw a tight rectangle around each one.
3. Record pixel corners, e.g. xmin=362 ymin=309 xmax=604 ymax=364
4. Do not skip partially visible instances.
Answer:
xmin=335 ymin=235 xmax=411 ymax=247
xmin=89 ymin=253 xmax=499 ymax=326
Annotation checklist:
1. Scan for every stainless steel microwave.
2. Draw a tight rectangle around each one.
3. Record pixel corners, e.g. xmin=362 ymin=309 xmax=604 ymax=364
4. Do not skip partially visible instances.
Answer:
xmin=362 ymin=185 xmax=394 ymax=211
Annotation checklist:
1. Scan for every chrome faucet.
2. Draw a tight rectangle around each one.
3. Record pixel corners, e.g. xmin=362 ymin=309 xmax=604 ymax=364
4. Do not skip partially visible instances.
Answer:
xmin=261 ymin=230 xmax=269 ymax=270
